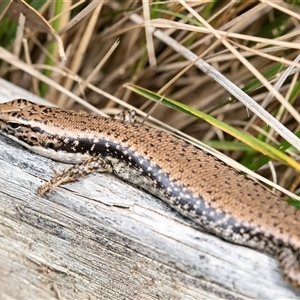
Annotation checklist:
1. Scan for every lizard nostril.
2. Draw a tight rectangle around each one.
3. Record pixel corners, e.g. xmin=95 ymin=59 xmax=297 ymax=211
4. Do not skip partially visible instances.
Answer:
xmin=45 ymin=142 xmax=55 ymax=149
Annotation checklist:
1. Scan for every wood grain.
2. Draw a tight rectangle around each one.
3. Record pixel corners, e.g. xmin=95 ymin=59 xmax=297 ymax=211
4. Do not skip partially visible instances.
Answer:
xmin=0 ymin=78 xmax=299 ymax=299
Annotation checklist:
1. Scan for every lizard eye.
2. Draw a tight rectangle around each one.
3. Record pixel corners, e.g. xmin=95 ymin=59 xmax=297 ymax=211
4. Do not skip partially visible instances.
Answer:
xmin=7 ymin=122 xmax=20 ymax=130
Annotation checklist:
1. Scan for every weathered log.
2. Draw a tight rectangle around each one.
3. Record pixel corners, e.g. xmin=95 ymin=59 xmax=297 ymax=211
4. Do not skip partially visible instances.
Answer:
xmin=0 ymin=78 xmax=299 ymax=299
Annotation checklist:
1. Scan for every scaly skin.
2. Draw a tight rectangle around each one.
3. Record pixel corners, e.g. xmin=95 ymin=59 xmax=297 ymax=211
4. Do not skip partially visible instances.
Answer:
xmin=0 ymin=98 xmax=300 ymax=288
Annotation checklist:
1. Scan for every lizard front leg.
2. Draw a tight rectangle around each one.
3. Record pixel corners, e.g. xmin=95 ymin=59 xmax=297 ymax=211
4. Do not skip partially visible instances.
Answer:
xmin=38 ymin=156 xmax=113 ymax=195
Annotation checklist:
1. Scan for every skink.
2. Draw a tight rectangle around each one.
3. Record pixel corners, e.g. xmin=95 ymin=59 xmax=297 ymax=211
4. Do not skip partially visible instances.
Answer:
xmin=0 ymin=98 xmax=300 ymax=289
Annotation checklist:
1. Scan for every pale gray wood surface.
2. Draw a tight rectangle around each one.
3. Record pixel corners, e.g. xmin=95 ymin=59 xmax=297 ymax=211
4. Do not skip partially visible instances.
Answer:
xmin=0 ymin=78 xmax=299 ymax=299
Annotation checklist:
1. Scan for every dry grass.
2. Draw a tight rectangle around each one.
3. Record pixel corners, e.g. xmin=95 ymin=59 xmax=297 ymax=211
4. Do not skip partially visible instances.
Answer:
xmin=0 ymin=0 xmax=300 ymax=201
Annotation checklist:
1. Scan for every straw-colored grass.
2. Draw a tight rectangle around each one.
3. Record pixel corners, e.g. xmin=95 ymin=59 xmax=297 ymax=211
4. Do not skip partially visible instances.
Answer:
xmin=0 ymin=0 xmax=300 ymax=203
